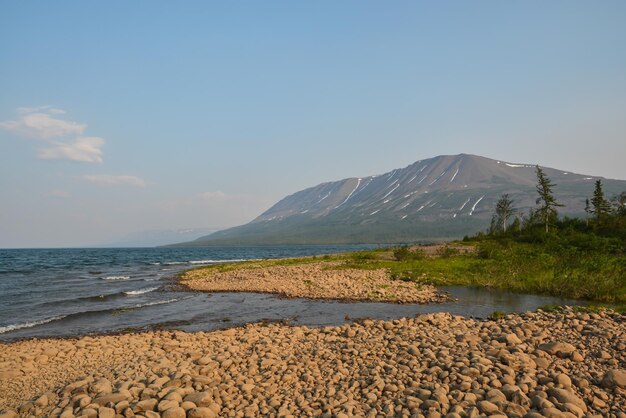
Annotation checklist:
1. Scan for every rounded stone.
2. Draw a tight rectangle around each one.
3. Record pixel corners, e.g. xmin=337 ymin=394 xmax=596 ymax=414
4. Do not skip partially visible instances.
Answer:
xmin=162 ymin=407 xmax=186 ymax=418
xmin=187 ymin=407 xmax=217 ymax=418
xmin=601 ymin=369 xmax=626 ymax=389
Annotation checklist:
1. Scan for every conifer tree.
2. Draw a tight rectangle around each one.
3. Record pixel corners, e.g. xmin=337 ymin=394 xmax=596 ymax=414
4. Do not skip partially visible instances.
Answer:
xmin=591 ymin=179 xmax=612 ymax=224
xmin=614 ymin=192 xmax=626 ymax=217
xmin=535 ymin=165 xmax=563 ymax=233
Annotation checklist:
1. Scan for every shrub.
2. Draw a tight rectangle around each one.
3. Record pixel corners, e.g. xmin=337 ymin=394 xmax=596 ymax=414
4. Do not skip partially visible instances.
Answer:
xmin=477 ymin=241 xmax=501 ymax=259
xmin=350 ymin=250 xmax=379 ymax=261
xmin=393 ymin=246 xmax=424 ymax=261
xmin=436 ymin=245 xmax=460 ymax=258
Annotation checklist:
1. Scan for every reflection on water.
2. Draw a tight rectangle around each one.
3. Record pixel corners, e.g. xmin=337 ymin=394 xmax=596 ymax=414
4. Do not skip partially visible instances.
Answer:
xmin=441 ymin=286 xmax=589 ymax=316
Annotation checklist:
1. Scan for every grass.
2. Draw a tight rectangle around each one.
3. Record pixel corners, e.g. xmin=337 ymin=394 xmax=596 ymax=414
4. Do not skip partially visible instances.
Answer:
xmin=181 ymin=230 xmax=625 ymax=308
xmin=339 ymin=242 xmax=625 ymax=305
xmin=489 ymin=310 xmax=506 ymax=320
xmin=181 ymin=254 xmax=340 ymax=277
xmin=537 ymin=304 xmax=565 ymax=313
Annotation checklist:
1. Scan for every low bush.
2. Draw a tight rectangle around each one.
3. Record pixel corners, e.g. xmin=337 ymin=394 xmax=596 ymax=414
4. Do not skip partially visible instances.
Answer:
xmin=393 ymin=246 xmax=425 ymax=261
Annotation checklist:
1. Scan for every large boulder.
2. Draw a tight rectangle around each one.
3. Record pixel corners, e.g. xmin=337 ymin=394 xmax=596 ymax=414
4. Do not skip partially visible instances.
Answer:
xmin=538 ymin=342 xmax=576 ymax=357
xmin=187 ymin=408 xmax=216 ymax=418
xmin=184 ymin=392 xmax=213 ymax=407
xmin=601 ymin=369 xmax=626 ymax=389
xmin=547 ymin=388 xmax=587 ymax=413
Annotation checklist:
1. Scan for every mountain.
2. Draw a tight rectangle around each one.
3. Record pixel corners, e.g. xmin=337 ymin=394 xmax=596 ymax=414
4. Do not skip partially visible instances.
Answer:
xmin=100 ymin=227 xmax=222 ymax=247
xmin=175 ymin=154 xmax=626 ymax=245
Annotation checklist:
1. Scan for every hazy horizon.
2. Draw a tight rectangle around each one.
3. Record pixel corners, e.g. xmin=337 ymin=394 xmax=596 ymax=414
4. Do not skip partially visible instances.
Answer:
xmin=2 ymin=1 xmax=626 ymax=248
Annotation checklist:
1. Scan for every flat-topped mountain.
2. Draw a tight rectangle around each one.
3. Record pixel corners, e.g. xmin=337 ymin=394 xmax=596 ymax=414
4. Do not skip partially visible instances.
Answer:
xmin=177 ymin=154 xmax=626 ymax=245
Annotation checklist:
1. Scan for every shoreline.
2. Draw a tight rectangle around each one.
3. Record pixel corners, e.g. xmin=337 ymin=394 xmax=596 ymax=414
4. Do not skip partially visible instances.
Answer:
xmin=2 ymin=248 xmax=624 ymax=416
xmin=176 ymin=283 xmax=453 ymax=306
xmin=1 ymin=308 xmax=624 ymax=416
xmin=179 ymin=260 xmax=450 ymax=305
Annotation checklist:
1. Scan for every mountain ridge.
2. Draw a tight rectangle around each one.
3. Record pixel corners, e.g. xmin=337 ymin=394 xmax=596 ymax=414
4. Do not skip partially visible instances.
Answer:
xmin=172 ymin=154 xmax=626 ymax=246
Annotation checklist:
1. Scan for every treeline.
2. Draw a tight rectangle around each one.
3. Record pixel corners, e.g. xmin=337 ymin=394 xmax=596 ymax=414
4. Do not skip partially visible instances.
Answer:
xmin=473 ymin=166 xmax=626 ymax=245
xmin=456 ymin=167 xmax=625 ymax=303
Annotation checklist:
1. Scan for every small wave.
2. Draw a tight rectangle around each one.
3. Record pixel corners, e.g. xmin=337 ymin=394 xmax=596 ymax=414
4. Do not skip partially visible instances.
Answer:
xmin=3 ymin=297 xmax=192 ymax=334
xmin=0 ymin=315 xmax=67 ymax=334
xmin=188 ymin=259 xmax=246 ymax=264
xmin=36 ymin=291 xmax=127 ymax=307
xmin=101 ymin=276 xmax=130 ymax=281
xmin=124 ymin=287 xmax=159 ymax=296
xmin=60 ymin=297 xmax=188 ymax=319
xmin=80 ymin=291 xmax=126 ymax=302
xmin=149 ymin=262 xmax=161 ymax=265
xmin=132 ymin=298 xmax=182 ymax=308
xmin=163 ymin=261 xmax=186 ymax=265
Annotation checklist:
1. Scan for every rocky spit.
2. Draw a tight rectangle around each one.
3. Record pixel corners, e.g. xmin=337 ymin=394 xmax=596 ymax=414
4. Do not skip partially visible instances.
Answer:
xmin=1 ymin=308 xmax=624 ymax=417
xmin=181 ymin=262 xmax=448 ymax=304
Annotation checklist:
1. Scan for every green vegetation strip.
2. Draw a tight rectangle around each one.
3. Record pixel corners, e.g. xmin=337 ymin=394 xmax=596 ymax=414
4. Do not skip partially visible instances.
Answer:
xmin=342 ymin=244 xmax=625 ymax=306
xmin=184 ymin=255 xmax=335 ymax=274
xmin=184 ymin=234 xmax=624 ymax=310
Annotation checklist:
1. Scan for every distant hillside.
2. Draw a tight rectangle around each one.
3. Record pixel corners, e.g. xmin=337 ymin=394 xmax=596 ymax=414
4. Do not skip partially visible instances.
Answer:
xmin=174 ymin=154 xmax=626 ymax=245
xmin=102 ymin=227 xmax=221 ymax=247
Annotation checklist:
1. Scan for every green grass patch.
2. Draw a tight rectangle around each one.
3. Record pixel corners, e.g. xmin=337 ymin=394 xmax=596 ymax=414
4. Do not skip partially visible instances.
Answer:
xmin=489 ymin=310 xmax=506 ymax=320
xmin=181 ymin=224 xmax=625 ymax=304
xmin=183 ymin=255 xmax=341 ymax=277
xmin=537 ymin=304 xmax=565 ymax=313
xmin=334 ymin=239 xmax=625 ymax=303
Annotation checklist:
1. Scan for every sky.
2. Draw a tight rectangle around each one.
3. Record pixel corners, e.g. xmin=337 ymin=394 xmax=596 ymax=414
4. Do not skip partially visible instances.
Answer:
xmin=1 ymin=1 xmax=625 ymax=248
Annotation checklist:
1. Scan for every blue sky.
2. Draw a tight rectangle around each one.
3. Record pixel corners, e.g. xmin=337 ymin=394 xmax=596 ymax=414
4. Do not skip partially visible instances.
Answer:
xmin=1 ymin=1 xmax=625 ymax=247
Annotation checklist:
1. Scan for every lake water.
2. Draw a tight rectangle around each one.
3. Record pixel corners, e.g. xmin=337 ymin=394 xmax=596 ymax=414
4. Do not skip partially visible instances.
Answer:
xmin=0 ymin=246 xmax=587 ymax=341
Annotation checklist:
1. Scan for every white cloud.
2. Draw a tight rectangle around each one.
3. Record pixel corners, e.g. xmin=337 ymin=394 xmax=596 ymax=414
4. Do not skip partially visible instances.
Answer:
xmin=0 ymin=106 xmax=104 ymax=163
xmin=1 ymin=110 xmax=86 ymax=139
xmin=38 ymin=136 xmax=104 ymax=163
xmin=82 ymin=175 xmax=147 ymax=187
xmin=16 ymin=106 xmax=66 ymax=115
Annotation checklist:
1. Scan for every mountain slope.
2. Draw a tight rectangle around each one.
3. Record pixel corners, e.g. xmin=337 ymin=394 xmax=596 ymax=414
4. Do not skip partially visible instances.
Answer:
xmin=99 ymin=227 xmax=221 ymax=247
xmin=177 ymin=154 xmax=626 ymax=245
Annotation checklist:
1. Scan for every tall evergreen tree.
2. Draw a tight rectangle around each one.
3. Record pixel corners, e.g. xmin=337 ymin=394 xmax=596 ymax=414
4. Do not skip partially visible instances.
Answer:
xmin=591 ymin=179 xmax=612 ymax=224
xmin=614 ymin=192 xmax=626 ymax=217
xmin=492 ymin=194 xmax=516 ymax=233
xmin=534 ymin=165 xmax=563 ymax=233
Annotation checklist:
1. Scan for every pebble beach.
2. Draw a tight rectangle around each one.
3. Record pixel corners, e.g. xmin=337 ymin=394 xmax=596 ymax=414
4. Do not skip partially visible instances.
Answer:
xmin=1 ymin=307 xmax=624 ymax=418
xmin=180 ymin=262 xmax=448 ymax=304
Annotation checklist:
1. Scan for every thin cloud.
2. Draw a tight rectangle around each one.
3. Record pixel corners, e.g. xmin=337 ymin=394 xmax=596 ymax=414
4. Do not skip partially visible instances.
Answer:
xmin=38 ymin=136 xmax=104 ymax=163
xmin=82 ymin=175 xmax=147 ymax=187
xmin=1 ymin=109 xmax=86 ymax=139
xmin=16 ymin=106 xmax=66 ymax=115
xmin=0 ymin=106 xmax=104 ymax=163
